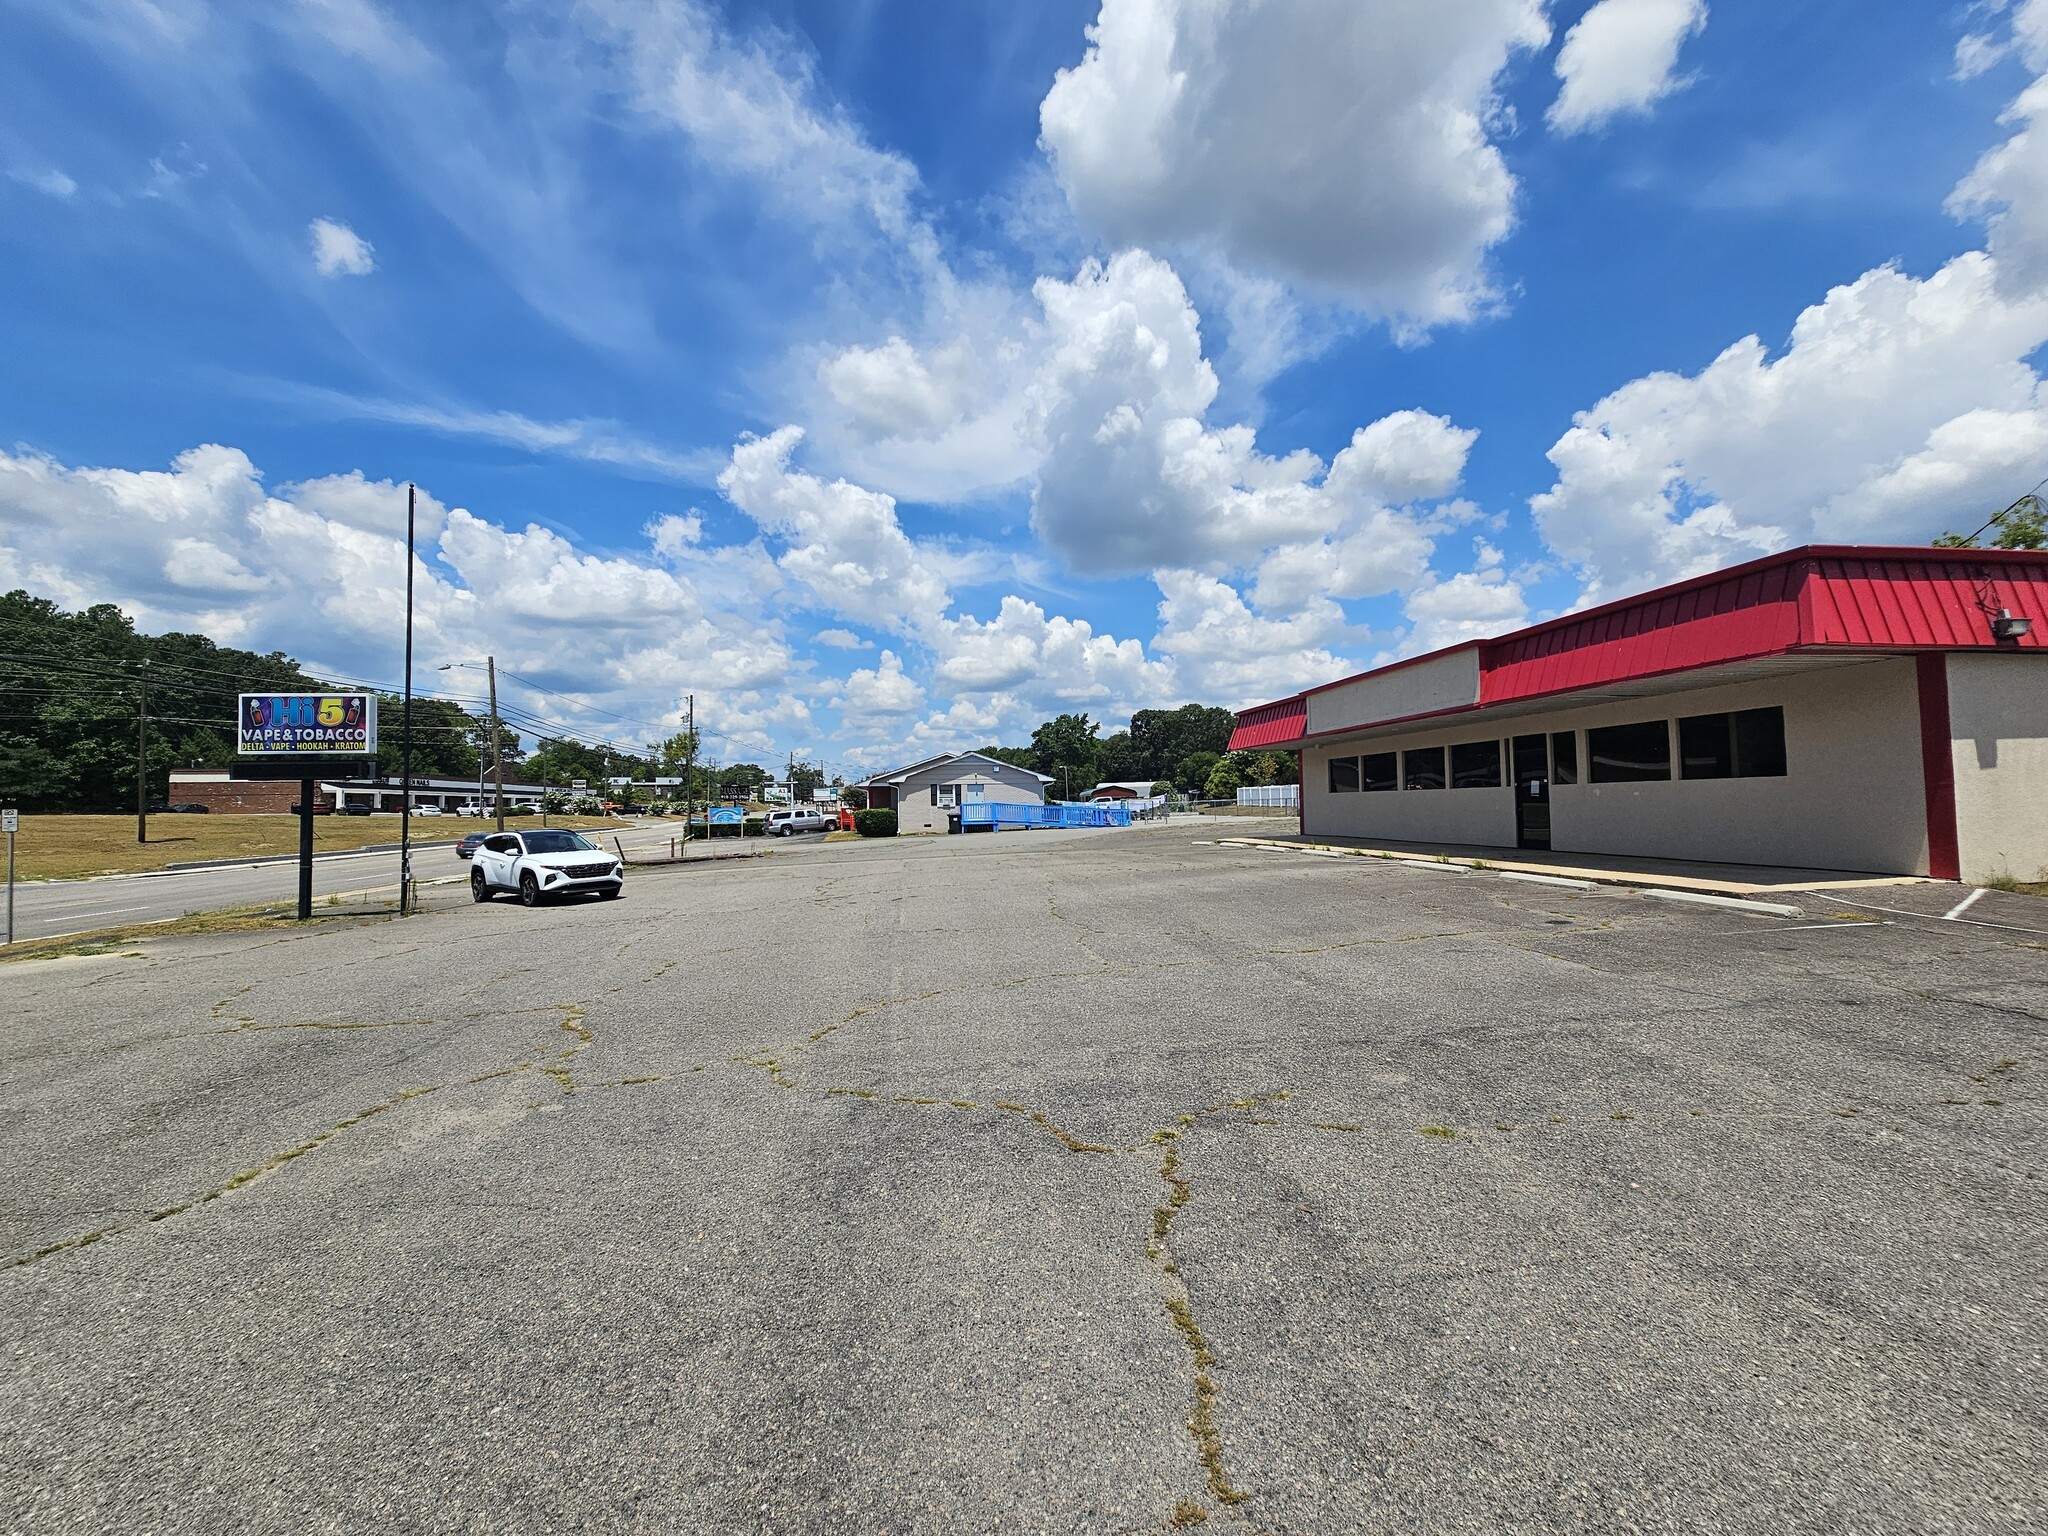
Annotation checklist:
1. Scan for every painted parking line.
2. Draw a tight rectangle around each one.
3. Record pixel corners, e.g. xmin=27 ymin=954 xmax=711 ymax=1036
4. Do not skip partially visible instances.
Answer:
xmin=1642 ymin=889 xmax=1803 ymax=918
xmin=1943 ymin=887 xmax=1988 ymax=921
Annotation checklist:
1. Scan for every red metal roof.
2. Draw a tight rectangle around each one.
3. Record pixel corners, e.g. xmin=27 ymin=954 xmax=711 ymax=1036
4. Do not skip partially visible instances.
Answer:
xmin=1230 ymin=697 xmax=1309 ymax=750
xmin=1228 ymin=544 xmax=2048 ymax=749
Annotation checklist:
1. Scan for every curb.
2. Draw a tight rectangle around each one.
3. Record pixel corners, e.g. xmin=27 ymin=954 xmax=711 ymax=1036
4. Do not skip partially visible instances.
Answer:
xmin=1215 ymin=837 xmax=1807 ymax=913
xmin=160 ymin=841 xmax=461 ymax=874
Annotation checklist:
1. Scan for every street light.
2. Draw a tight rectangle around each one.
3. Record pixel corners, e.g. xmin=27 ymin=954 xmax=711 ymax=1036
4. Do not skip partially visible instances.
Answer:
xmin=438 ymin=656 xmax=507 ymax=832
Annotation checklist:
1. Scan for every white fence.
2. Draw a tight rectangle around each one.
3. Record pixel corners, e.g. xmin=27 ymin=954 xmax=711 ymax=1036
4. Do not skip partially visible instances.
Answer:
xmin=1236 ymin=784 xmax=1299 ymax=808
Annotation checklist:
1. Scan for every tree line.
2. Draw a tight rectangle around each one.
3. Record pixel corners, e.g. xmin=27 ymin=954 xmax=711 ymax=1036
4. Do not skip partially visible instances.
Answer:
xmin=976 ymin=704 xmax=1295 ymax=801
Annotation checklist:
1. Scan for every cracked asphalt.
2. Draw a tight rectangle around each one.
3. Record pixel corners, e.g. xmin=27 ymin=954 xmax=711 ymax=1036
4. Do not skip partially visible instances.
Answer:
xmin=3 ymin=822 xmax=2044 ymax=1534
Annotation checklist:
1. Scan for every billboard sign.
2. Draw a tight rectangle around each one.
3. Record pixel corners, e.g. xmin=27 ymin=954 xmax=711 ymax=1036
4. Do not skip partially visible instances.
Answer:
xmin=238 ymin=693 xmax=378 ymax=756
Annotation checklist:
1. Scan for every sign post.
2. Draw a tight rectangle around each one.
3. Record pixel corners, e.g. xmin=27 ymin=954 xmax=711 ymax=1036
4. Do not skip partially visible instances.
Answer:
xmin=3 ymin=808 xmax=16 ymax=946
xmin=233 ymin=693 xmax=378 ymax=921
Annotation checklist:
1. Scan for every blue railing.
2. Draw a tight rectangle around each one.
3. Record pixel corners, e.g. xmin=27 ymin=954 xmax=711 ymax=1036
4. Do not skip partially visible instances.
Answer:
xmin=957 ymin=801 xmax=1131 ymax=831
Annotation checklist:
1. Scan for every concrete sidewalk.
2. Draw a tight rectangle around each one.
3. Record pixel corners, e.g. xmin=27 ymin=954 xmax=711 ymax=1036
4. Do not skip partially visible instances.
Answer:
xmin=1216 ymin=832 xmax=1934 ymax=896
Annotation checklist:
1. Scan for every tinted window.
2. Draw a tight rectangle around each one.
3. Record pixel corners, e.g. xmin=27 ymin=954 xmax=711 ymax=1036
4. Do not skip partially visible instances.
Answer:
xmin=485 ymin=835 xmax=519 ymax=853
xmin=522 ymin=831 xmax=597 ymax=854
xmin=1550 ymin=732 xmax=1577 ymax=786
xmin=1678 ymin=713 xmax=1733 ymax=779
xmin=1732 ymin=707 xmax=1787 ymax=777
xmin=1587 ymin=720 xmax=1671 ymax=783
xmin=1511 ymin=734 xmax=1547 ymax=783
xmin=1360 ymin=752 xmax=1398 ymax=792
xmin=1678 ymin=707 xmax=1787 ymax=779
xmin=1450 ymin=740 xmax=1502 ymax=789
xmin=1328 ymin=756 xmax=1360 ymax=793
xmin=1403 ymin=746 xmax=1446 ymax=790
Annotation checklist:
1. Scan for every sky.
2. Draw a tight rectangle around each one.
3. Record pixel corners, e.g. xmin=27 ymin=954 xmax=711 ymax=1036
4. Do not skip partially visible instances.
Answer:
xmin=2 ymin=0 xmax=2045 ymax=776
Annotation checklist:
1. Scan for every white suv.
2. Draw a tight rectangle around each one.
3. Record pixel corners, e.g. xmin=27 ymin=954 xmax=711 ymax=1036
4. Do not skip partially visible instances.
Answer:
xmin=470 ymin=829 xmax=623 ymax=906
xmin=764 ymin=807 xmax=829 ymax=836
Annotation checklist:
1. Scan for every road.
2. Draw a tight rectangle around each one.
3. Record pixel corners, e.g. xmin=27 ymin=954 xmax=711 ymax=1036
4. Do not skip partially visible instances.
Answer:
xmin=3 ymin=824 xmax=2043 ymax=1533
xmin=2 ymin=820 xmax=803 ymax=943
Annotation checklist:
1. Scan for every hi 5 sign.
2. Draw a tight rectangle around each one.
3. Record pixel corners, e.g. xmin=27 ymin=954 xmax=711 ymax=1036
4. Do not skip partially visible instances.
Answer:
xmin=238 ymin=693 xmax=378 ymax=755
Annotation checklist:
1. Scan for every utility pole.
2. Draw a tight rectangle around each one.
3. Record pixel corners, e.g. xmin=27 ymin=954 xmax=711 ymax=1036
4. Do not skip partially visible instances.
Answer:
xmin=135 ymin=659 xmax=149 ymax=844
xmin=685 ymin=692 xmax=696 ymax=842
xmin=399 ymin=484 xmax=416 ymax=916
xmin=487 ymin=654 xmax=506 ymax=833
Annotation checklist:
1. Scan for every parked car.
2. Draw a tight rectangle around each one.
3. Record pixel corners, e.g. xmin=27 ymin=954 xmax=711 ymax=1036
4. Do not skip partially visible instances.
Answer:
xmin=470 ymin=829 xmax=623 ymax=907
xmin=764 ymin=807 xmax=830 ymax=836
xmin=455 ymin=802 xmax=488 ymax=818
xmin=414 ymin=805 xmax=444 ymax=817
xmin=455 ymin=832 xmax=489 ymax=860
xmin=164 ymin=803 xmax=211 ymax=814
xmin=338 ymin=804 xmax=373 ymax=816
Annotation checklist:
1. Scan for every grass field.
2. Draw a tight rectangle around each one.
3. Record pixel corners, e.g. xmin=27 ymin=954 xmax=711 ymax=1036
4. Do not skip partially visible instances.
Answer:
xmin=4 ymin=813 xmax=625 ymax=882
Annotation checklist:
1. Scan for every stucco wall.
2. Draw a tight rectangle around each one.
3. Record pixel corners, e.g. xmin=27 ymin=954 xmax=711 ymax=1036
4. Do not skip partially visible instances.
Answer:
xmin=1303 ymin=659 xmax=1930 ymax=874
xmin=891 ymin=759 xmax=1046 ymax=834
xmin=1947 ymin=652 xmax=2048 ymax=883
xmin=1305 ymin=647 xmax=1479 ymax=737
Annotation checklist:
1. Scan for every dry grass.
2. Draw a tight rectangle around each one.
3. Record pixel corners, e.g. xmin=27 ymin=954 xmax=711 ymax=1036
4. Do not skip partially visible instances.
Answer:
xmin=0 ymin=901 xmax=394 ymax=964
xmin=3 ymin=813 xmax=619 ymax=882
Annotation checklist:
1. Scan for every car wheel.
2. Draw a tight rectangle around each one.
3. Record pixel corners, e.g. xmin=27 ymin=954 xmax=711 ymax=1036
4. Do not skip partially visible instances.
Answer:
xmin=519 ymin=871 xmax=543 ymax=908
xmin=601 ymin=885 xmax=623 ymax=901
xmin=471 ymin=869 xmax=492 ymax=903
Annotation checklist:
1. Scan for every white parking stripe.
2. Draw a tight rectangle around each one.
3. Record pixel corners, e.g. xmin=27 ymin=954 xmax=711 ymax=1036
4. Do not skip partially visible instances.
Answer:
xmin=1942 ymin=887 xmax=1988 ymax=921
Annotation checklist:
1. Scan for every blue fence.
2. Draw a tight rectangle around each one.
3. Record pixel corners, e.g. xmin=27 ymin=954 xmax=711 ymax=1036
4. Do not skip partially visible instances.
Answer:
xmin=957 ymin=800 xmax=1131 ymax=831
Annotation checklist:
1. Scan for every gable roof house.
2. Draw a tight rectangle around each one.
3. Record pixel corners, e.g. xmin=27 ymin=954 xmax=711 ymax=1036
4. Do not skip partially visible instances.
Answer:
xmin=855 ymin=751 xmax=1053 ymax=834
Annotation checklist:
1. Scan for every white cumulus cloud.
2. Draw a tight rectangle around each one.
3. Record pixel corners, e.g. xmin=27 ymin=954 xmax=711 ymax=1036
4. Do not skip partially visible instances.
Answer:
xmin=1038 ymin=0 xmax=1550 ymax=328
xmin=1531 ymin=254 xmax=2048 ymax=603
xmin=1548 ymin=0 xmax=1708 ymax=134
xmin=309 ymin=217 xmax=375 ymax=277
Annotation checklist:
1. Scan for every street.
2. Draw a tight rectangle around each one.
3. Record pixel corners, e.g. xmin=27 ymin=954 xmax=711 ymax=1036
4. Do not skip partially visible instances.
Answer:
xmin=1 ymin=820 xmax=762 ymax=943
xmin=3 ymin=823 xmax=2044 ymax=1534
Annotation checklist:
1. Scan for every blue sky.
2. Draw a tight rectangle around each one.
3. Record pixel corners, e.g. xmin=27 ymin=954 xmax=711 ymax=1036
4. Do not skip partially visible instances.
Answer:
xmin=3 ymin=0 xmax=2046 ymax=775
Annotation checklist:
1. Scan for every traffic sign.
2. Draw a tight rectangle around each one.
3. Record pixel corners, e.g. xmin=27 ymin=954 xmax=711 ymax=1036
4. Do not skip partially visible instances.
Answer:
xmin=1 ymin=809 xmax=16 ymax=833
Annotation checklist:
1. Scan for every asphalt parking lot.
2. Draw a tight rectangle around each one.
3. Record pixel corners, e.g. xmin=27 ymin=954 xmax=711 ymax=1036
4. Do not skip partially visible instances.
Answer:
xmin=3 ymin=823 xmax=2043 ymax=1534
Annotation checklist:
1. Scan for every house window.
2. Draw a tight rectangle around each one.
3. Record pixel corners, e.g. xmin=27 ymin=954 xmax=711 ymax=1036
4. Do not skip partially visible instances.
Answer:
xmin=965 ymin=782 xmax=985 ymax=801
xmin=1450 ymin=740 xmax=1502 ymax=789
xmin=1403 ymin=745 xmax=1446 ymax=790
xmin=934 ymin=784 xmax=960 ymax=807
xmin=1328 ymin=756 xmax=1360 ymax=793
xmin=1678 ymin=707 xmax=1787 ymax=779
xmin=1360 ymin=752 xmax=1398 ymax=792
xmin=1550 ymin=731 xmax=1578 ymax=786
xmin=1587 ymin=720 xmax=1672 ymax=782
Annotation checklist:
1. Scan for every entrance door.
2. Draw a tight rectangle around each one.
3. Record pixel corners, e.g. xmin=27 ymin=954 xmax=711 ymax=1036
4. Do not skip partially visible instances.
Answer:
xmin=1512 ymin=734 xmax=1550 ymax=850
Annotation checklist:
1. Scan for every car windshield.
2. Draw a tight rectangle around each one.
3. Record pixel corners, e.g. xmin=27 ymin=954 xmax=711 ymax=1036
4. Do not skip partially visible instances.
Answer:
xmin=521 ymin=831 xmax=597 ymax=854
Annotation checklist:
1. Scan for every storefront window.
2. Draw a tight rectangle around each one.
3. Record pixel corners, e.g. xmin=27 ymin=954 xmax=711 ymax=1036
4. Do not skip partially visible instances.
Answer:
xmin=1550 ymin=732 xmax=1577 ymax=785
xmin=1587 ymin=720 xmax=1671 ymax=782
xmin=1360 ymin=752 xmax=1398 ymax=792
xmin=1403 ymin=745 xmax=1447 ymax=790
xmin=1450 ymin=740 xmax=1502 ymax=788
xmin=1328 ymin=756 xmax=1360 ymax=793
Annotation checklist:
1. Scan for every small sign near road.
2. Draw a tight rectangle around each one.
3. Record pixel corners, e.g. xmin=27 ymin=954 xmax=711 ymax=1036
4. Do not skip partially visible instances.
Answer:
xmin=2 ymin=809 xmax=16 ymax=834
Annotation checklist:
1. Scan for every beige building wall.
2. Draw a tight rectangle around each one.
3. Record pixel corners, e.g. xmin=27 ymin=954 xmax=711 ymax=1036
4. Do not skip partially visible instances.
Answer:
xmin=1306 ymin=646 xmax=1478 ymax=737
xmin=1947 ymin=652 xmax=2048 ymax=883
xmin=1304 ymin=659 xmax=1931 ymax=875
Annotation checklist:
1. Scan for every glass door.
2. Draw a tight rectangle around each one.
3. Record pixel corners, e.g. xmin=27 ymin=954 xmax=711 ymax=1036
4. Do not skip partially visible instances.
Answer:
xmin=1512 ymin=734 xmax=1550 ymax=850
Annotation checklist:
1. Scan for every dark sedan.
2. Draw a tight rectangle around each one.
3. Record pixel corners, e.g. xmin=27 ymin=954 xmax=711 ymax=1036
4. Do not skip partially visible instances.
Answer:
xmin=455 ymin=832 xmax=489 ymax=860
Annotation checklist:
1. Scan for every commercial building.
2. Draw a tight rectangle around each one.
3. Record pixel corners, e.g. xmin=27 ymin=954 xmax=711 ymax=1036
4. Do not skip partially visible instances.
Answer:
xmin=856 ymin=751 xmax=1053 ymax=834
xmin=1228 ymin=545 xmax=2048 ymax=883
xmin=1084 ymin=781 xmax=1156 ymax=801
xmin=169 ymin=771 xmax=552 ymax=815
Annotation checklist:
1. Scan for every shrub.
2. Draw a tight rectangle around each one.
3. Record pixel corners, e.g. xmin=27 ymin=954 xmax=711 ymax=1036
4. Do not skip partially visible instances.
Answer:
xmin=853 ymin=808 xmax=898 ymax=838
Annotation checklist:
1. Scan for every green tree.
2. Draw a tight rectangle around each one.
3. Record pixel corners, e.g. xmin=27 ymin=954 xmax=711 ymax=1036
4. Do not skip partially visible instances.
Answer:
xmin=1203 ymin=758 xmax=1244 ymax=800
xmin=1936 ymin=492 xmax=2048 ymax=550
xmin=976 ymin=745 xmax=1037 ymax=770
xmin=1030 ymin=712 xmax=1102 ymax=798
xmin=1130 ymin=704 xmax=1236 ymax=781
xmin=1175 ymin=750 xmax=1221 ymax=795
xmin=1096 ymin=730 xmax=1145 ymax=783
xmin=789 ymin=760 xmax=824 ymax=801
